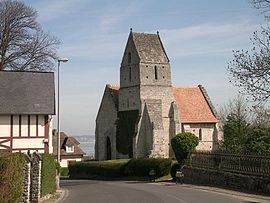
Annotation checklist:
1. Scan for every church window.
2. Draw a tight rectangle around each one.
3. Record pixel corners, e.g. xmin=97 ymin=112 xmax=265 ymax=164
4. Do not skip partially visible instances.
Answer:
xmin=199 ymin=129 xmax=202 ymax=141
xmin=154 ymin=66 xmax=158 ymax=80
xmin=128 ymin=52 xmax=131 ymax=63
xmin=129 ymin=66 xmax=131 ymax=82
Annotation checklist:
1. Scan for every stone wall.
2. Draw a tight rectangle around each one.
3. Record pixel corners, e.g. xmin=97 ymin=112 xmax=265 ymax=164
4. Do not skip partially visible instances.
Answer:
xmin=183 ymin=166 xmax=270 ymax=195
xmin=21 ymin=155 xmax=31 ymax=203
xmin=182 ymin=123 xmax=218 ymax=151
xmin=30 ymin=153 xmax=42 ymax=203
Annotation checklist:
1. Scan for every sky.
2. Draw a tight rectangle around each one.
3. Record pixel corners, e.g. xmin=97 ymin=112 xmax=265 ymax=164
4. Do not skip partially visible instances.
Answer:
xmin=23 ymin=0 xmax=265 ymax=136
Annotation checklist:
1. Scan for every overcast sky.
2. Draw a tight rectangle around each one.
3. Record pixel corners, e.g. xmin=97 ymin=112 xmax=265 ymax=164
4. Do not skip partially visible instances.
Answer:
xmin=24 ymin=0 xmax=264 ymax=136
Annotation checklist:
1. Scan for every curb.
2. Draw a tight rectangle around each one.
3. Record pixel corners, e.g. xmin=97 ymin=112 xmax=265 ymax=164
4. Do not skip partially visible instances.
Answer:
xmin=158 ymin=182 xmax=270 ymax=202
xmin=54 ymin=189 xmax=69 ymax=203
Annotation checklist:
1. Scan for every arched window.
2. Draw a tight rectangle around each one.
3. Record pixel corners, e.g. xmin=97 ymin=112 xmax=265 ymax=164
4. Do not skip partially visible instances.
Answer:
xmin=154 ymin=66 xmax=158 ymax=80
xmin=199 ymin=129 xmax=202 ymax=141
xmin=128 ymin=52 xmax=131 ymax=63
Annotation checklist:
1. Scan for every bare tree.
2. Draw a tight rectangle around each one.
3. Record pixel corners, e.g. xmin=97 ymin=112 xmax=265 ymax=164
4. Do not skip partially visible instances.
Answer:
xmin=0 ymin=0 xmax=60 ymax=71
xmin=228 ymin=0 xmax=270 ymax=103
xmin=228 ymin=28 xmax=270 ymax=103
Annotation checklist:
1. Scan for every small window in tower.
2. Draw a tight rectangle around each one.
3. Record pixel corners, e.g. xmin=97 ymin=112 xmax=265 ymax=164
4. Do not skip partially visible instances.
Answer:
xmin=129 ymin=66 xmax=131 ymax=82
xmin=199 ymin=129 xmax=202 ymax=141
xmin=163 ymin=76 xmax=165 ymax=79
xmin=146 ymin=76 xmax=148 ymax=79
xmin=154 ymin=66 xmax=158 ymax=80
xmin=128 ymin=52 xmax=131 ymax=63
xmin=162 ymin=66 xmax=164 ymax=68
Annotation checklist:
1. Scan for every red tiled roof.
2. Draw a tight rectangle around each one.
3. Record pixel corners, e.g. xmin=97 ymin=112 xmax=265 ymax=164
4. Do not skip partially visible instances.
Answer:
xmin=173 ymin=86 xmax=218 ymax=123
xmin=107 ymin=85 xmax=218 ymax=123
xmin=111 ymin=86 xmax=120 ymax=90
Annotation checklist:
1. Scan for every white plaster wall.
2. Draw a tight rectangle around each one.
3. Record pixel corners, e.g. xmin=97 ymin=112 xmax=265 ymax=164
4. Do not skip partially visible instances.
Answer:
xmin=13 ymin=138 xmax=44 ymax=149
xmin=0 ymin=116 xmax=10 ymax=137
xmin=21 ymin=115 xmax=28 ymax=137
xmin=60 ymin=158 xmax=82 ymax=168
xmin=38 ymin=115 xmax=45 ymax=136
xmin=30 ymin=116 xmax=37 ymax=136
xmin=13 ymin=116 xmax=19 ymax=137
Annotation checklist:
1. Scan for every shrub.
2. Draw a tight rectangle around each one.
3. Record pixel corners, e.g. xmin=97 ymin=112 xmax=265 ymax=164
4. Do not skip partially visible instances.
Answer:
xmin=60 ymin=167 xmax=69 ymax=177
xmin=0 ymin=153 xmax=24 ymax=202
xmin=170 ymin=162 xmax=180 ymax=179
xmin=69 ymin=159 xmax=129 ymax=179
xmin=171 ymin=132 xmax=199 ymax=164
xmin=124 ymin=158 xmax=172 ymax=177
xmin=40 ymin=154 xmax=57 ymax=197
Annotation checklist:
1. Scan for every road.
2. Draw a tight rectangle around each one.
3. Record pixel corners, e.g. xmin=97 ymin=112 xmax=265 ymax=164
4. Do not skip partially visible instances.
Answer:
xmin=59 ymin=180 xmax=268 ymax=203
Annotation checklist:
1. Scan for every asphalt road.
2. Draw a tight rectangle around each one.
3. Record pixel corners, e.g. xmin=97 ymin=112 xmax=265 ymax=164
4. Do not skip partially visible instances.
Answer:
xmin=59 ymin=180 xmax=268 ymax=203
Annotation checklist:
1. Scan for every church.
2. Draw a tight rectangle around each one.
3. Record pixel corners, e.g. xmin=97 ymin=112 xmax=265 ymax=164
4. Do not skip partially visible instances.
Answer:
xmin=95 ymin=30 xmax=221 ymax=160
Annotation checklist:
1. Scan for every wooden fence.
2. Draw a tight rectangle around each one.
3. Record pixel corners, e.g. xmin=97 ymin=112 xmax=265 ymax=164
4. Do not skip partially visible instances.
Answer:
xmin=187 ymin=151 xmax=270 ymax=177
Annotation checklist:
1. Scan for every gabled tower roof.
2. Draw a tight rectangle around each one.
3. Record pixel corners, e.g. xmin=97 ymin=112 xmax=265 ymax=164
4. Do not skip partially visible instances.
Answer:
xmin=131 ymin=31 xmax=169 ymax=63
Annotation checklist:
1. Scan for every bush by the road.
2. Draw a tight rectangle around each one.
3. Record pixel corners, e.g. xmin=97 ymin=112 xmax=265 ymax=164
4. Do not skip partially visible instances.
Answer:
xmin=124 ymin=158 xmax=172 ymax=177
xmin=41 ymin=154 xmax=58 ymax=197
xmin=171 ymin=132 xmax=199 ymax=164
xmin=0 ymin=153 xmax=24 ymax=202
xmin=69 ymin=158 xmax=172 ymax=179
xmin=60 ymin=167 xmax=69 ymax=177
xmin=69 ymin=159 xmax=129 ymax=179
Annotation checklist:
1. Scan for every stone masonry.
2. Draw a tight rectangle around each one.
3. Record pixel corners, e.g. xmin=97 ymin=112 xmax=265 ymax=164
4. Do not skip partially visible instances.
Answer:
xmin=95 ymin=30 xmax=221 ymax=160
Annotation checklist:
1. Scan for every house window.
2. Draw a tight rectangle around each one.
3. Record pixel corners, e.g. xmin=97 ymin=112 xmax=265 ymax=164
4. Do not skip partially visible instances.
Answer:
xmin=199 ymin=129 xmax=202 ymax=141
xmin=154 ymin=66 xmax=158 ymax=80
xmin=66 ymin=145 xmax=74 ymax=153
xmin=128 ymin=52 xmax=131 ymax=63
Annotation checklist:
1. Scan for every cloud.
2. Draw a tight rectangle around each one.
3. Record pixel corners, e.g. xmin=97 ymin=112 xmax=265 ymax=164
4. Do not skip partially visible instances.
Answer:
xmin=158 ymin=22 xmax=260 ymax=57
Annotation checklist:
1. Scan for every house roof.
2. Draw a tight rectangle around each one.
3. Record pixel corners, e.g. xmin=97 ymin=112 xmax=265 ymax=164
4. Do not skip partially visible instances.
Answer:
xmin=173 ymin=86 xmax=218 ymax=123
xmin=0 ymin=71 xmax=55 ymax=115
xmin=131 ymin=32 xmax=169 ymax=63
xmin=107 ymin=85 xmax=218 ymax=123
xmin=52 ymin=131 xmax=85 ymax=156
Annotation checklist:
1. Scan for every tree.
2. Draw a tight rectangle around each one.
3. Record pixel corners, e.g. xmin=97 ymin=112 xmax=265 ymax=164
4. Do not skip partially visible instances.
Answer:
xmin=171 ymin=132 xmax=199 ymax=164
xmin=0 ymin=0 xmax=60 ymax=71
xmin=228 ymin=0 xmax=270 ymax=103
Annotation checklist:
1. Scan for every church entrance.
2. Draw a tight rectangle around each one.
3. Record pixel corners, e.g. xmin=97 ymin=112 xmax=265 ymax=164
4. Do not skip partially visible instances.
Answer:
xmin=106 ymin=137 xmax=111 ymax=160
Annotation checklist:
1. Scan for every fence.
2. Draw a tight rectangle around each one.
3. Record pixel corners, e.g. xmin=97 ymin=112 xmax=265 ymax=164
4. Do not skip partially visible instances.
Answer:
xmin=188 ymin=151 xmax=270 ymax=177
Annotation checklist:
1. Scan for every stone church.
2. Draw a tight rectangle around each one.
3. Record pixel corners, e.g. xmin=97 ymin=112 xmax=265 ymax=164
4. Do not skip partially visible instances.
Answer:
xmin=95 ymin=30 xmax=221 ymax=160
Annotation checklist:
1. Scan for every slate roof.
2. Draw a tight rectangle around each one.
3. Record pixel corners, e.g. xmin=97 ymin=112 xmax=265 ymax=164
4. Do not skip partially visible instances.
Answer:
xmin=52 ymin=131 xmax=85 ymax=156
xmin=0 ymin=71 xmax=55 ymax=115
xmin=132 ymin=32 xmax=169 ymax=63
xmin=173 ymin=86 xmax=218 ymax=123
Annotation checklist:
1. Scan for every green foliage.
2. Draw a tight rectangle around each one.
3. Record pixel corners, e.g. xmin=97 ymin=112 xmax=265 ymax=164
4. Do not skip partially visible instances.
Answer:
xmin=124 ymin=158 xmax=172 ymax=177
xmin=69 ymin=158 xmax=172 ymax=179
xmin=220 ymin=113 xmax=270 ymax=154
xmin=69 ymin=159 xmax=129 ymax=179
xmin=41 ymin=154 xmax=57 ymax=197
xmin=171 ymin=132 xmax=199 ymax=163
xmin=0 ymin=153 xmax=24 ymax=202
xmin=116 ymin=110 xmax=139 ymax=157
xmin=170 ymin=162 xmax=180 ymax=179
xmin=60 ymin=167 xmax=69 ymax=177
xmin=220 ymin=113 xmax=249 ymax=153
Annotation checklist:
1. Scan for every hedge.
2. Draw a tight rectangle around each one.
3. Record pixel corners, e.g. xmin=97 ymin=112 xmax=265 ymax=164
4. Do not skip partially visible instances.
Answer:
xmin=40 ymin=154 xmax=57 ymax=197
xmin=0 ymin=153 xmax=24 ymax=202
xmin=69 ymin=159 xmax=129 ymax=179
xmin=124 ymin=158 xmax=172 ymax=177
xmin=60 ymin=167 xmax=69 ymax=177
xmin=69 ymin=158 xmax=172 ymax=179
